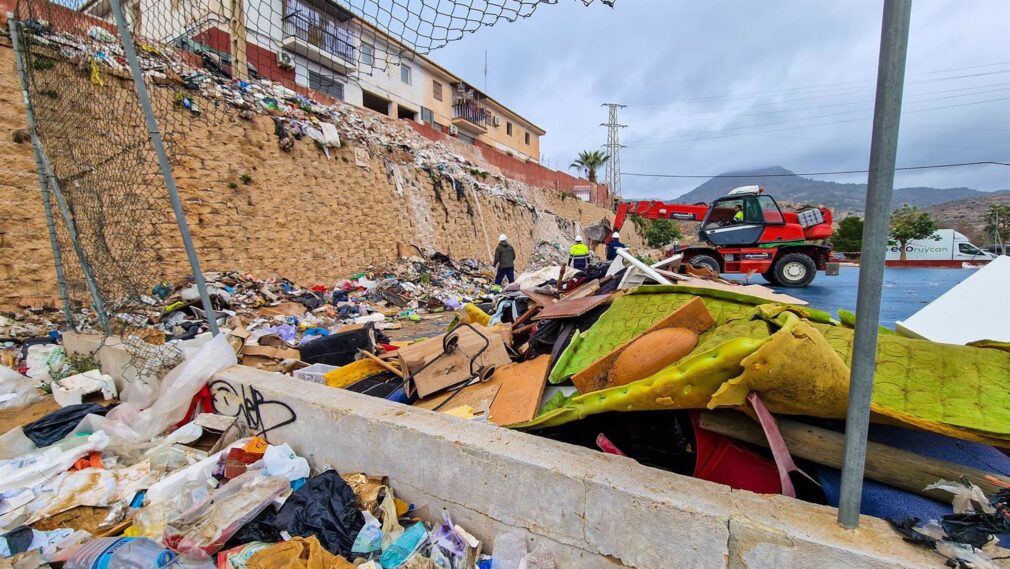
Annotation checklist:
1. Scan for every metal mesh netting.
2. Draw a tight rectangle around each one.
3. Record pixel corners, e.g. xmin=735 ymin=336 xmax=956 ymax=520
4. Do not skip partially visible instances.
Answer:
xmin=9 ymin=0 xmax=612 ymax=381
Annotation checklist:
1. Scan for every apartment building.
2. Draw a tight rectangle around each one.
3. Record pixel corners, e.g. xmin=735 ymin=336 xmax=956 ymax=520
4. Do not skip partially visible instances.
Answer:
xmin=81 ymin=0 xmax=545 ymax=163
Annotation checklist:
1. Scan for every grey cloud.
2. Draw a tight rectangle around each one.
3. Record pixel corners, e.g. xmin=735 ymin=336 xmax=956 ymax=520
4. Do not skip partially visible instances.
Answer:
xmin=428 ymin=0 xmax=1009 ymax=198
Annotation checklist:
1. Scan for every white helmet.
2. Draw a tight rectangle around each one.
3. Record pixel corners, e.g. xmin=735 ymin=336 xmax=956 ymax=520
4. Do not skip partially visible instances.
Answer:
xmin=575 ymin=235 xmax=583 ymax=242
xmin=499 ymin=234 xmax=508 ymax=242
xmin=612 ymin=231 xmax=620 ymax=239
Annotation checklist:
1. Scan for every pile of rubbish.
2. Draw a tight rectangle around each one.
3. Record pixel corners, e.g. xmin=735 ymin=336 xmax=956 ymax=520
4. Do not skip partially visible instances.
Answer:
xmin=280 ymin=249 xmax=1010 ymax=567
xmin=0 ymin=331 xmax=558 ymax=569
xmin=14 ymin=21 xmax=558 ymax=212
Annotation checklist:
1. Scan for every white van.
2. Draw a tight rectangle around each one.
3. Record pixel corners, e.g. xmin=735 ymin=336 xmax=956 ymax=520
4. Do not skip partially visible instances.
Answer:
xmin=885 ymin=229 xmax=996 ymax=267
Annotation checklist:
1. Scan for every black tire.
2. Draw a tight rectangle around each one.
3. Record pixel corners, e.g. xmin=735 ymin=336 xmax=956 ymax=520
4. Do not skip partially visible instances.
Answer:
xmin=772 ymin=253 xmax=817 ymax=287
xmin=689 ymin=254 xmax=721 ymax=274
xmin=762 ymin=270 xmax=780 ymax=285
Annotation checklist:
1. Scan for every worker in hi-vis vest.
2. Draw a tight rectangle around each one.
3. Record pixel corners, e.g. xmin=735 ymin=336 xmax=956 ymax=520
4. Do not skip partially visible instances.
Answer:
xmin=568 ymin=235 xmax=590 ymax=271
xmin=732 ymin=204 xmax=744 ymax=223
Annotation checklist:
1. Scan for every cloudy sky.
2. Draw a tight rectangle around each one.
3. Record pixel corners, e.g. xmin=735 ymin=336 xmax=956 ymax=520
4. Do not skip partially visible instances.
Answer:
xmin=424 ymin=0 xmax=1009 ymax=199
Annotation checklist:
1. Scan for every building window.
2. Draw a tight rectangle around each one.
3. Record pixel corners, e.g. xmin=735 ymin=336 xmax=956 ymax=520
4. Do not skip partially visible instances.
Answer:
xmin=420 ymin=106 xmax=433 ymax=124
xmin=456 ymin=131 xmax=476 ymax=145
xmin=506 ymin=122 xmax=513 ymax=136
xmin=361 ymin=43 xmax=374 ymax=66
xmin=524 ymin=132 xmax=531 ymax=145
xmin=401 ymin=64 xmax=412 ymax=85
xmin=308 ymin=71 xmax=344 ymax=100
xmin=433 ymin=81 xmax=443 ymax=101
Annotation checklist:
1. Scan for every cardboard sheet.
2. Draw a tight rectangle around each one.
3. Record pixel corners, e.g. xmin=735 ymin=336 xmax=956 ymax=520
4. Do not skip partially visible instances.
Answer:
xmin=488 ymin=355 xmax=552 ymax=426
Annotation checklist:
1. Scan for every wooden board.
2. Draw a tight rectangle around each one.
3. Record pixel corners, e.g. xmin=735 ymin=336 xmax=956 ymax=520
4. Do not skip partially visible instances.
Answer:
xmin=533 ymin=294 xmax=611 ymax=321
xmin=562 ymin=279 xmax=601 ymax=300
xmin=396 ymin=325 xmax=511 ymax=398
xmin=571 ymin=297 xmax=714 ymax=394
xmin=414 ymin=381 xmax=502 ymax=416
xmin=488 ymin=355 xmax=552 ymax=426
xmin=523 ymin=291 xmax=557 ymax=307
xmin=699 ymin=411 xmax=1010 ymax=501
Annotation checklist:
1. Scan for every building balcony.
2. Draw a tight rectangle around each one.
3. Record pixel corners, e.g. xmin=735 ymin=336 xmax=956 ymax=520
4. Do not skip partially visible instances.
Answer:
xmin=452 ymin=103 xmax=489 ymax=134
xmin=281 ymin=12 xmax=355 ymax=75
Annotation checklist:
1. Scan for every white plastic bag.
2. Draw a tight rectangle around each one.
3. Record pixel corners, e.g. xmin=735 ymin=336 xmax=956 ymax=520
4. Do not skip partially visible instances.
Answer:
xmin=924 ymin=479 xmax=995 ymax=514
xmin=79 ymin=333 xmax=236 ymax=443
xmin=0 ymin=365 xmax=44 ymax=411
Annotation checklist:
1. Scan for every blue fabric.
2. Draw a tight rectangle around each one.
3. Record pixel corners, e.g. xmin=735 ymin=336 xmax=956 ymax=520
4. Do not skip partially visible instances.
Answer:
xmin=494 ymin=267 xmax=515 ymax=285
xmin=814 ymin=422 xmax=1010 ymax=544
xmin=606 ymin=240 xmax=626 ymax=261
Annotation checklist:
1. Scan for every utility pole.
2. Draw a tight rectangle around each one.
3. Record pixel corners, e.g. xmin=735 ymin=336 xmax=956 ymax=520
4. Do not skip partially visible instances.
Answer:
xmin=601 ymin=103 xmax=626 ymax=200
xmin=837 ymin=0 xmax=912 ymax=529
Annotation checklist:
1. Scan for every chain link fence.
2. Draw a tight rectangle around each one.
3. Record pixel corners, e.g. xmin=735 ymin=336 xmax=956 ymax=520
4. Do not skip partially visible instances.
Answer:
xmin=9 ymin=0 xmax=612 ymax=383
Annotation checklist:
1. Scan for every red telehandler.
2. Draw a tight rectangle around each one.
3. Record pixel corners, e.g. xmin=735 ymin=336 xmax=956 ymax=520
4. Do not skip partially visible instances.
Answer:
xmin=611 ymin=186 xmax=837 ymax=287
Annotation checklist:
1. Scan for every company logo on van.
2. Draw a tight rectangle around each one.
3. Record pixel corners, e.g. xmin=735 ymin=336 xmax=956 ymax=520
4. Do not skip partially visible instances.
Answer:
xmin=888 ymin=245 xmax=947 ymax=253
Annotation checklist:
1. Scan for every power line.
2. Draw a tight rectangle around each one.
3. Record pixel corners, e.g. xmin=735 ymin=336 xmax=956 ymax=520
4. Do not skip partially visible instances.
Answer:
xmin=621 ymin=161 xmax=1010 ymax=179
xmin=625 ymin=63 xmax=1010 ymax=107
xmin=625 ymin=96 xmax=1010 ymax=147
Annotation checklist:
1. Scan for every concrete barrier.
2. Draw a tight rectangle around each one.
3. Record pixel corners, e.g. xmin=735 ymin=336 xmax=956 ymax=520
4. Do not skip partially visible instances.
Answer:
xmin=209 ymin=365 xmax=948 ymax=568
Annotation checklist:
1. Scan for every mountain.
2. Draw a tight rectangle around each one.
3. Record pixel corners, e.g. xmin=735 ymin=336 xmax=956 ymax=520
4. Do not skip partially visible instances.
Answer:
xmin=674 ymin=166 xmax=1005 ymax=212
xmin=925 ymin=193 xmax=1010 ymax=245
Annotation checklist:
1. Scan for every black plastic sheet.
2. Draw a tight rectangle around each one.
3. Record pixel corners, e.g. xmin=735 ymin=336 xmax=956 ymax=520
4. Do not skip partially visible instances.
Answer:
xmin=226 ymin=471 xmax=364 ymax=557
xmin=22 ymin=402 xmax=111 ymax=448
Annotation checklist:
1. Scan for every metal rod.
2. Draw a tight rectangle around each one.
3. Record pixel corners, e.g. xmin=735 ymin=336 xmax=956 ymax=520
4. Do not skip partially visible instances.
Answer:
xmin=107 ymin=0 xmax=220 ymax=336
xmin=837 ymin=0 xmax=912 ymax=529
xmin=42 ymin=159 xmax=113 ymax=336
xmin=8 ymin=15 xmax=76 ymax=330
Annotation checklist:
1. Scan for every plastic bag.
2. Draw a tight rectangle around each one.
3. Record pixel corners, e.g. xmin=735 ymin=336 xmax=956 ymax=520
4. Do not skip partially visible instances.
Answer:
xmin=924 ymin=479 xmax=995 ymax=514
xmin=378 ymin=522 xmax=427 ymax=569
xmin=63 ymin=536 xmax=177 ymax=568
xmin=226 ymin=471 xmax=364 ymax=558
xmin=0 ymin=431 xmax=109 ymax=494
xmin=22 ymin=403 xmax=110 ymax=448
xmin=0 ymin=365 xmax=43 ymax=411
xmin=163 ymin=470 xmax=289 ymax=558
xmin=80 ymin=333 xmax=236 ymax=443
xmin=263 ymin=443 xmax=310 ymax=481
xmin=351 ymin=511 xmax=383 ymax=555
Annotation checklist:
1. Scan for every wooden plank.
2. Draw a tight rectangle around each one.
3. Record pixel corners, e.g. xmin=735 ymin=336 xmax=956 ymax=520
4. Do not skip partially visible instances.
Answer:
xmin=396 ymin=326 xmax=511 ymax=398
xmin=571 ymin=297 xmax=715 ymax=394
xmin=523 ymin=291 xmax=557 ymax=307
xmin=698 ymin=411 xmax=1010 ymax=501
xmin=533 ymin=294 xmax=611 ymax=321
xmin=488 ymin=355 xmax=552 ymax=426
xmin=562 ymin=279 xmax=600 ymax=300
xmin=357 ymin=349 xmax=404 ymax=379
xmin=414 ymin=381 xmax=502 ymax=415
xmin=230 ymin=0 xmax=249 ymax=81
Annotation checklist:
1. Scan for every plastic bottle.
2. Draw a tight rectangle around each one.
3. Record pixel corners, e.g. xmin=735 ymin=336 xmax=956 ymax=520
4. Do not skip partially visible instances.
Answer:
xmin=490 ymin=532 xmax=526 ymax=569
xmin=64 ymin=537 xmax=177 ymax=569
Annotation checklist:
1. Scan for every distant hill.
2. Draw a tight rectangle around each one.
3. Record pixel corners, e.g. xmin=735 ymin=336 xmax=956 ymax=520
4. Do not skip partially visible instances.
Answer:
xmin=925 ymin=193 xmax=1010 ymax=245
xmin=674 ymin=166 xmax=1006 ymax=212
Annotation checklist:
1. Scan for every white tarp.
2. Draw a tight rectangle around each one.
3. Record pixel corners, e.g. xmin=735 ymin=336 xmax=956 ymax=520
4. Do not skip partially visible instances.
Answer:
xmin=896 ymin=255 xmax=1010 ymax=344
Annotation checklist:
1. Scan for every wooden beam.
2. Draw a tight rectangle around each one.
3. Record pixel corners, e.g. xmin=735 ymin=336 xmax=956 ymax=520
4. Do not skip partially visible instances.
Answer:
xmin=699 ymin=411 xmax=1010 ymax=502
xmin=229 ymin=0 xmax=249 ymax=81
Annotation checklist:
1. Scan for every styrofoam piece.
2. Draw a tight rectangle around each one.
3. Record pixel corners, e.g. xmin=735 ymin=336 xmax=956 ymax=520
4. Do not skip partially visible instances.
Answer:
xmin=896 ymin=255 xmax=1010 ymax=344
xmin=293 ymin=363 xmax=338 ymax=384
xmin=52 ymin=369 xmax=118 ymax=407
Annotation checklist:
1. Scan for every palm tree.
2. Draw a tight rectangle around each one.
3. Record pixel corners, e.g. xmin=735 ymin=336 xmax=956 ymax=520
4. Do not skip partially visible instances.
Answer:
xmin=570 ymin=150 xmax=610 ymax=183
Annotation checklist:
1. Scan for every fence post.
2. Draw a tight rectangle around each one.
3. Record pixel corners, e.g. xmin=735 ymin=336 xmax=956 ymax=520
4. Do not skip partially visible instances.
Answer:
xmin=837 ymin=0 xmax=912 ymax=529
xmin=107 ymin=0 xmax=221 ymax=335
xmin=7 ymin=15 xmax=77 ymax=330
